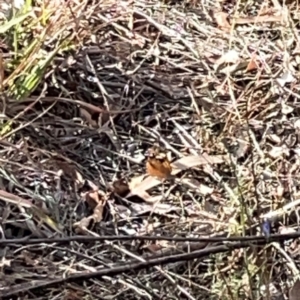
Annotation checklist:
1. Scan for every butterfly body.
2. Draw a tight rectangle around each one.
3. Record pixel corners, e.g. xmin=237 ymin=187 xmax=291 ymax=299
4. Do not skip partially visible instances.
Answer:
xmin=145 ymin=145 xmax=172 ymax=179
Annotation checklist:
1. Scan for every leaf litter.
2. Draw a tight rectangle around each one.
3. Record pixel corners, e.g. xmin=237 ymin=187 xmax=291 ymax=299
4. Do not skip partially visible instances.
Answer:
xmin=1 ymin=0 xmax=300 ymax=299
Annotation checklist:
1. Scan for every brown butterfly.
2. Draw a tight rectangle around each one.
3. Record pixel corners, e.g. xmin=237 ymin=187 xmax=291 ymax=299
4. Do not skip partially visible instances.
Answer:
xmin=145 ymin=144 xmax=172 ymax=179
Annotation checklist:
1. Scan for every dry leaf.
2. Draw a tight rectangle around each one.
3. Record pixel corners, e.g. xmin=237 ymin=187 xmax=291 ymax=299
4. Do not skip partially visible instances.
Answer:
xmin=73 ymin=217 xmax=93 ymax=234
xmin=135 ymin=190 xmax=154 ymax=202
xmin=126 ymin=176 xmax=160 ymax=199
xmin=246 ymin=56 xmax=259 ymax=72
xmin=112 ymin=176 xmax=151 ymax=201
xmin=129 ymin=174 xmax=147 ymax=190
xmin=127 ymin=154 xmax=225 ymax=199
xmin=74 ymin=170 xmax=85 ymax=187
xmin=75 ymin=191 xmax=107 ymax=233
xmin=85 ymin=190 xmax=100 ymax=209
xmin=172 ymin=154 xmax=226 ymax=172
xmin=92 ymin=201 xmax=106 ymax=223
xmin=0 ymin=51 xmax=3 ymax=89
xmin=214 ymin=11 xmax=231 ymax=32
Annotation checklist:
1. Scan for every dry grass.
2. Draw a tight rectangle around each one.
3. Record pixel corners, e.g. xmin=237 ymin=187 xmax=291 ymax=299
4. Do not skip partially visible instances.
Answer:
xmin=1 ymin=0 xmax=300 ymax=299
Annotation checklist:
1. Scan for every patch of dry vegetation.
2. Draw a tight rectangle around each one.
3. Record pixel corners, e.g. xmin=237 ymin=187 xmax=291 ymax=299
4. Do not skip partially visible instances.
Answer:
xmin=1 ymin=0 xmax=300 ymax=299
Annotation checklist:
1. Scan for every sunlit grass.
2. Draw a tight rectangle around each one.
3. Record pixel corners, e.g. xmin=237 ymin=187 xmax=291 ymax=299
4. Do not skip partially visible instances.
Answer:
xmin=0 ymin=1 xmax=75 ymax=135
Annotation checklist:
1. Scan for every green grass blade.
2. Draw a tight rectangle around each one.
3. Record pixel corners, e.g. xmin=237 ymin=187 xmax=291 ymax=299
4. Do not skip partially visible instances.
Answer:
xmin=0 ymin=11 xmax=32 ymax=34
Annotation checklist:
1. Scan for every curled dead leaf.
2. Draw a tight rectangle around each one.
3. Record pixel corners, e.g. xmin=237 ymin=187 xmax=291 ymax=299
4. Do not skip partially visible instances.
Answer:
xmin=74 ymin=191 xmax=107 ymax=233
